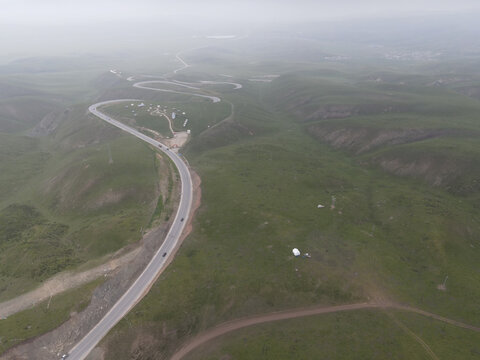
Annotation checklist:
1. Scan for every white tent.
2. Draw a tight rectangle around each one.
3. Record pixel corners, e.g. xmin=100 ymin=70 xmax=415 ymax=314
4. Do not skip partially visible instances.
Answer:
xmin=292 ymin=248 xmax=300 ymax=257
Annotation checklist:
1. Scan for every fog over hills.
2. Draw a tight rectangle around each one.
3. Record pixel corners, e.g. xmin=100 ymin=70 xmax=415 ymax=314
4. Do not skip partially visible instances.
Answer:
xmin=1 ymin=1 xmax=480 ymax=359
xmin=2 ymin=0 xmax=480 ymax=59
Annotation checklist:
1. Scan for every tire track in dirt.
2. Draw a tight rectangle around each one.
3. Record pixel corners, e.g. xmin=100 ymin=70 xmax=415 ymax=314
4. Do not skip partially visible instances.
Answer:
xmin=169 ymin=302 xmax=480 ymax=360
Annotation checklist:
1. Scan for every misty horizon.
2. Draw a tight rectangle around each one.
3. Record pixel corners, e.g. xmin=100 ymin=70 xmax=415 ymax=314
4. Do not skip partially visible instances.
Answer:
xmin=2 ymin=1 xmax=480 ymax=61
xmin=3 ymin=0 xmax=480 ymax=25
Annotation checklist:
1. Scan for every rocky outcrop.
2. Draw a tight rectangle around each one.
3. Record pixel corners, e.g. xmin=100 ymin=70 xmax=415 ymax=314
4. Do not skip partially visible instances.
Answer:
xmin=289 ymin=103 xmax=403 ymax=122
xmin=373 ymin=153 xmax=480 ymax=195
xmin=308 ymin=125 xmax=460 ymax=154
xmin=28 ymin=109 xmax=69 ymax=137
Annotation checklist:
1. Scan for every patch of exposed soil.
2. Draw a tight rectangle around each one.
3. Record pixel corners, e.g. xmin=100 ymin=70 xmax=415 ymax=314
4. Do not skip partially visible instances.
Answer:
xmin=308 ymin=125 xmax=461 ymax=154
xmin=165 ymin=132 xmax=189 ymax=149
xmin=85 ymin=188 xmax=132 ymax=210
xmin=289 ymin=103 xmax=404 ymax=123
xmin=375 ymin=156 xmax=460 ymax=187
xmin=28 ymin=109 xmax=68 ymax=137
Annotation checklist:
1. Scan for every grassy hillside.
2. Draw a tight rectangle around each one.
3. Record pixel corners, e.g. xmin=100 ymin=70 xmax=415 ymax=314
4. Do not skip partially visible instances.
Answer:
xmin=0 ymin=94 xmax=61 ymax=133
xmin=182 ymin=310 xmax=480 ymax=360
xmin=0 ymin=279 xmax=103 ymax=354
xmin=100 ymin=96 xmax=231 ymax=138
xmin=2 ymin=41 xmax=480 ymax=359
xmin=0 ymin=70 xmax=169 ymax=302
xmin=100 ymin=55 xmax=480 ymax=358
xmin=267 ymin=70 xmax=480 ymax=195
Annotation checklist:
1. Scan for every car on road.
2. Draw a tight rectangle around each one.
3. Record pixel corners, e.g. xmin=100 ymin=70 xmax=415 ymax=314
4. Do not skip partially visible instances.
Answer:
xmin=162 ymin=252 xmax=167 ymax=257
xmin=181 ymin=218 xmax=184 ymax=222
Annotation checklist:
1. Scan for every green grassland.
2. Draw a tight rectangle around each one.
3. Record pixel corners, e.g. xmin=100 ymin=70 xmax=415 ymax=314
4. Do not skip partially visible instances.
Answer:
xmin=2 ymin=40 xmax=480 ymax=359
xmin=267 ymin=69 xmax=480 ymax=196
xmin=100 ymin=102 xmax=173 ymax=137
xmin=0 ymin=56 xmax=187 ymax=353
xmin=0 ymin=278 xmax=103 ymax=354
xmin=100 ymin=48 xmax=480 ymax=359
xmin=0 ymin=94 xmax=62 ymax=133
xmin=0 ymin=71 xmax=169 ymax=302
xmin=167 ymin=100 xmax=231 ymax=135
xmin=100 ymin=98 xmax=231 ymax=138
xmin=182 ymin=310 xmax=480 ymax=360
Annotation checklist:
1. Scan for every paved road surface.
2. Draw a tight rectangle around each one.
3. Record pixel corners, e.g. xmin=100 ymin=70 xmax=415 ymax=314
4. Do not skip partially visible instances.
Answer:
xmin=67 ymin=52 xmax=238 ymax=358
xmin=66 ymin=100 xmax=193 ymax=360
xmin=134 ymin=81 xmax=221 ymax=103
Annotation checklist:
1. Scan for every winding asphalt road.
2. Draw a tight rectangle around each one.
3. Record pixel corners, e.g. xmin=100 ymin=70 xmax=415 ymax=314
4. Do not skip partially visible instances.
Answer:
xmin=134 ymin=81 xmax=221 ymax=103
xmin=67 ymin=53 xmax=239 ymax=359
xmin=66 ymin=100 xmax=193 ymax=360
xmin=58 ymin=53 xmax=480 ymax=360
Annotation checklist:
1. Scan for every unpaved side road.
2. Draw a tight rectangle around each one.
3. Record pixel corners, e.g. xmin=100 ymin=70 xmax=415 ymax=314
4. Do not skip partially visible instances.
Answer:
xmin=0 ymin=247 xmax=141 ymax=318
xmin=170 ymin=303 xmax=381 ymax=360
xmin=169 ymin=302 xmax=480 ymax=360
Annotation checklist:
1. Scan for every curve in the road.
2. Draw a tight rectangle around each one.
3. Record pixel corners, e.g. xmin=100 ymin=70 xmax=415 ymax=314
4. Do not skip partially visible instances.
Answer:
xmin=139 ymin=77 xmax=242 ymax=91
xmin=134 ymin=80 xmax=221 ymax=103
xmin=199 ymin=80 xmax=242 ymax=89
xmin=67 ymin=52 xmax=239 ymax=360
xmin=66 ymin=52 xmax=480 ymax=360
xmin=67 ymin=99 xmax=193 ymax=360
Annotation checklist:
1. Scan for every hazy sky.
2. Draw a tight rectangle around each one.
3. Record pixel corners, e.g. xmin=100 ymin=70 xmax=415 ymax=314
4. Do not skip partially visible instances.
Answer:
xmin=1 ymin=0 xmax=480 ymax=60
xmin=2 ymin=0 xmax=480 ymax=25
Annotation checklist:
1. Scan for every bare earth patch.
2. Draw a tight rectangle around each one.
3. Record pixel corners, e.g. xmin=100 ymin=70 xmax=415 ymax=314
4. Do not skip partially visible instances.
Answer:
xmin=165 ymin=132 xmax=189 ymax=149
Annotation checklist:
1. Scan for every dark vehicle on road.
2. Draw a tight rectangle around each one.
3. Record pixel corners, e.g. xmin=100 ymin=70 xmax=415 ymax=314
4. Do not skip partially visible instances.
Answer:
xmin=162 ymin=252 xmax=167 ymax=257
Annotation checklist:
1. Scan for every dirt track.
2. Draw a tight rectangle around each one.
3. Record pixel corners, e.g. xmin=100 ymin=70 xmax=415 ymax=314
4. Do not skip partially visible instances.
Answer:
xmin=169 ymin=302 xmax=480 ymax=360
xmin=0 ymin=247 xmax=141 ymax=318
